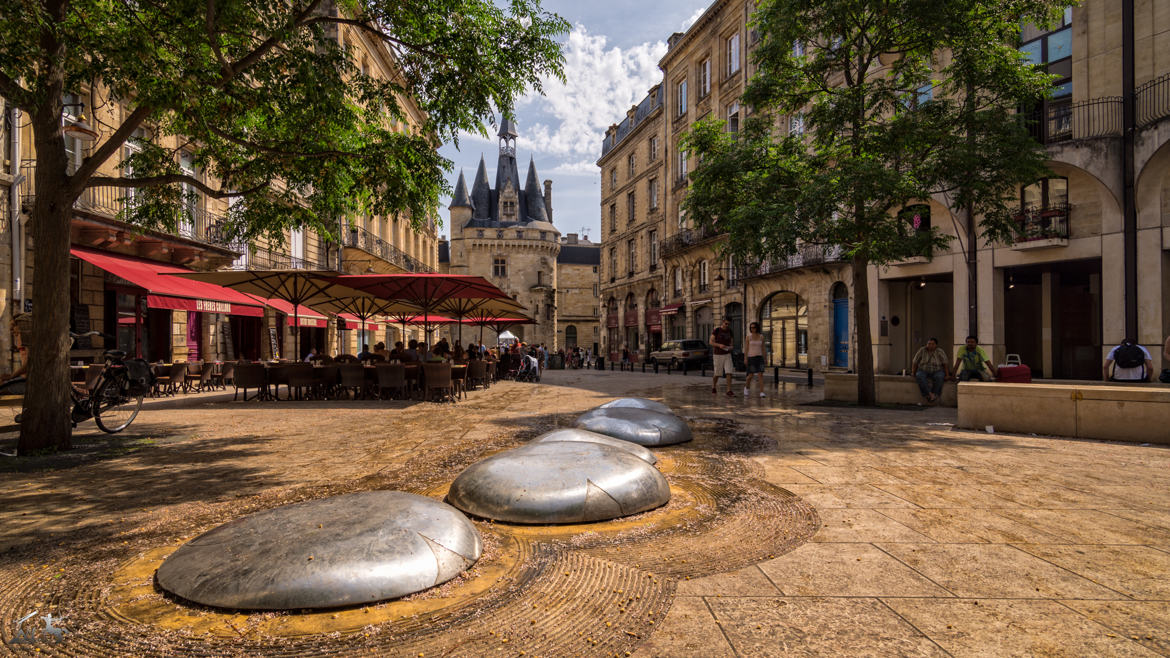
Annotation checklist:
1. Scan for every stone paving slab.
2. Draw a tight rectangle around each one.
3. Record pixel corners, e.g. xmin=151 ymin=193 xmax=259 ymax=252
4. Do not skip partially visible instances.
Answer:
xmin=1 ymin=369 xmax=1169 ymax=655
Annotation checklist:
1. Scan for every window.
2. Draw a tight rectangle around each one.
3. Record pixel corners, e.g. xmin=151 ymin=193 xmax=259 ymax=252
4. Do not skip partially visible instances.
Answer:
xmin=699 ymin=260 xmax=709 ymax=292
xmin=726 ymin=33 xmax=740 ymax=76
xmin=609 ymin=247 xmax=617 ymax=279
xmin=649 ymin=229 xmax=659 ymax=265
xmin=610 ymin=168 xmax=617 ymax=189
xmin=676 ymin=145 xmax=688 ymax=180
xmin=493 ymin=257 xmax=507 ymax=277
xmin=699 ymin=58 xmax=711 ymax=96
xmin=627 ymin=238 xmax=636 ymax=274
xmin=628 ymin=153 xmax=636 ymax=178
xmin=649 ymin=178 xmax=659 ymax=209
xmin=496 ymin=230 xmax=504 ymax=239
xmin=789 ymin=113 xmax=805 ymax=136
xmin=61 ymin=93 xmax=84 ymax=175
xmin=178 ymin=150 xmax=197 ymax=238
xmin=678 ymin=203 xmax=687 ymax=228
xmin=726 ymin=101 xmax=740 ymax=133
xmin=609 ymin=204 xmax=616 ymax=232
xmin=501 ymin=199 xmax=517 ymax=221
xmin=593 ymin=283 xmax=599 ymax=296
xmin=540 ymin=231 xmax=547 ymax=240
xmin=1021 ymin=177 xmax=1068 ymax=210
xmin=516 ymin=230 xmax=524 ymax=239
xmin=792 ymin=41 xmax=805 ymax=57
xmin=476 ymin=230 xmax=485 ymax=238
xmin=676 ymin=79 xmax=687 ymax=117
xmin=649 ymin=136 xmax=659 ymax=161
xmin=537 ymin=271 xmax=543 ymax=286
xmin=673 ymin=268 xmax=683 ymax=296
xmin=627 ymin=191 xmax=636 ymax=223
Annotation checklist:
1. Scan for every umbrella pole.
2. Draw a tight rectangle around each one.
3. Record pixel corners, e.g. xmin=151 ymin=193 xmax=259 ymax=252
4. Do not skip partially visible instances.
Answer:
xmin=293 ymin=307 xmax=299 ymax=361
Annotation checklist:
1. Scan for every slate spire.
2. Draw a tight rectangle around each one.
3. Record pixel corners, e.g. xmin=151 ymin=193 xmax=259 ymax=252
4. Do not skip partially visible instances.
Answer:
xmin=470 ymin=155 xmax=491 ymax=216
xmin=449 ymin=170 xmax=472 ymax=209
xmin=524 ymin=156 xmax=549 ymax=223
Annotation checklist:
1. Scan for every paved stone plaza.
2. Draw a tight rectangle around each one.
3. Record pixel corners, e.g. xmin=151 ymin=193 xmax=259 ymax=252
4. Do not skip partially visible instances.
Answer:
xmin=1 ymin=370 xmax=1168 ymax=656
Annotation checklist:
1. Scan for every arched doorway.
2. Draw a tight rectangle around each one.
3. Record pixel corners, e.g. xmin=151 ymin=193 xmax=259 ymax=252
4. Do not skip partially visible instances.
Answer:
xmin=831 ymin=282 xmax=849 ymax=367
xmin=694 ymin=306 xmax=713 ymax=343
xmin=624 ymin=293 xmax=639 ymax=354
xmin=605 ymin=297 xmax=619 ymax=360
xmin=645 ymin=289 xmax=662 ymax=354
xmin=724 ymin=301 xmax=744 ymax=358
xmin=759 ymin=292 xmax=808 ymax=368
xmin=565 ymin=325 xmax=578 ymax=348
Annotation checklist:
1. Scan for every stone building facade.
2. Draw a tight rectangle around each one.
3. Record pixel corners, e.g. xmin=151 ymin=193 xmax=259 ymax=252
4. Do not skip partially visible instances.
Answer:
xmin=600 ymin=0 xmax=854 ymax=370
xmin=603 ymin=0 xmax=1170 ymax=379
xmin=441 ymin=119 xmax=599 ymax=350
xmin=1 ymin=23 xmax=439 ymax=372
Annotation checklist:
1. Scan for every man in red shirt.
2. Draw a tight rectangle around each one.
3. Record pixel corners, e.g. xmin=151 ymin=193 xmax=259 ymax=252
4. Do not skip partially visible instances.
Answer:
xmin=710 ymin=319 xmax=735 ymax=396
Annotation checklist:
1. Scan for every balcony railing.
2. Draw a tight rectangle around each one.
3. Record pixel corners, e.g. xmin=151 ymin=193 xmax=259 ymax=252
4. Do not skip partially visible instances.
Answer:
xmin=740 ymin=245 xmax=846 ymax=279
xmin=660 ymin=224 xmax=721 ymax=259
xmin=19 ymin=160 xmax=236 ymax=249
xmin=229 ymin=247 xmax=331 ymax=271
xmin=1026 ymin=97 xmax=1122 ymax=144
xmin=345 ymin=225 xmax=432 ymax=273
xmin=1013 ymin=203 xmax=1070 ymax=243
xmin=1137 ymin=72 xmax=1170 ymax=128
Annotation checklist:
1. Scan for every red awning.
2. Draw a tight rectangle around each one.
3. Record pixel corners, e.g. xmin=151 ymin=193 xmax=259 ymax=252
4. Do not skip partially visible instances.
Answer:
xmin=659 ymin=304 xmax=683 ymax=316
xmin=338 ymin=313 xmax=380 ymax=331
xmin=71 ymin=247 xmax=264 ymax=317
xmin=252 ymin=297 xmax=330 ymax=328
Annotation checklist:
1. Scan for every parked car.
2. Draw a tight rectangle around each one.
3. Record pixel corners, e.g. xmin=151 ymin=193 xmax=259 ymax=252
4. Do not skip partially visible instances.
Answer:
xmin=648 ymin=339 xmax=711 ymax=368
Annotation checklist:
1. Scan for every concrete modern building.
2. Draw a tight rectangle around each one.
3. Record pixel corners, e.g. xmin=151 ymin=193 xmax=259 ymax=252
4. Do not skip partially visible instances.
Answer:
xmin=442 ymin=119 xmax=600 ymax=350
xmin=0 ymin=22 xmax=440 ymax=373
xmin=872 ymin=4 xmax=1170 ymax=379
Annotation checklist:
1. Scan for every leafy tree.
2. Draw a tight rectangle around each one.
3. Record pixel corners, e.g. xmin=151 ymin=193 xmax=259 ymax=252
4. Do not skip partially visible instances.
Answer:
xmin=683 ymin=0 xmax=1063 ymax=406
xmin=0 ymin=0 xmax=568 ymax=454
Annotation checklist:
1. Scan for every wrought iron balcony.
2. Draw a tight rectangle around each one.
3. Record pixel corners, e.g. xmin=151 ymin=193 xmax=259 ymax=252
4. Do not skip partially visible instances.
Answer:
xmin=739 ymin=245 xmax=846 ymax=279
xmin=1137 ymin=72 xmax=1170 ymax=128
xmin=1025 ymin=97 xmax=1121 ymax=144
xmin=19 ymin=160 xmax=237 ymax=250
xmin=660 ymin=224 xmax=722 ymax=259
xmin=345 ymin=225 xmax=432 ymax=273
xmin=230 ymin=247 xmax=331 ymax=271
xmin=1013 ymin=203 xmax=1070 ymax=245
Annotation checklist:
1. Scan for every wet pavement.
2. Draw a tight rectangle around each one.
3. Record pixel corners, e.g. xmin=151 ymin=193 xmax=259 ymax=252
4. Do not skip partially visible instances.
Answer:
xmin=0 ymin=369 xmax=1168 ymax=656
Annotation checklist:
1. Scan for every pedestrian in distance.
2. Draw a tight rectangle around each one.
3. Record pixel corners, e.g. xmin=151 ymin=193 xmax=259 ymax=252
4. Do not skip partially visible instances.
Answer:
xmin=1103 ymin=337 xmax=1153 ymax=382
xmin=744 ymin=321 xmax=767 ymax=398
xmin=910 ymin=337 xmax=950 ymax=404
xmin=710 ymin=318 xmax=735 ymax=396
xmin=953 ymin=336 xmax=997 ymax=382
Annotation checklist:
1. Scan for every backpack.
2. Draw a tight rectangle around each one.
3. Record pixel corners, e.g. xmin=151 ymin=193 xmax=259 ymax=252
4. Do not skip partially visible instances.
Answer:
xmin=1113 ymin=341 xmax=1146 ymax=369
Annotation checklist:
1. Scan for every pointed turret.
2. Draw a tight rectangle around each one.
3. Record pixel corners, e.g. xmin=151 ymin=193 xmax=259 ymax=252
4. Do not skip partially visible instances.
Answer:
xmin=524 ymin=157 xmax=549 ymax=223
xmin=449 ymin=170 xmax=473 ymax=210
xmin=470 ymin=155 xmax=491 ymax=217
xmin=497 ymin=117 xmax=519 ymax=139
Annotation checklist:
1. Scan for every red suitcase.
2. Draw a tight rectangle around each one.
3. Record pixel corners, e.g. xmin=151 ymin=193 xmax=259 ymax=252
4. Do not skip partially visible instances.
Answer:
xmin=997 ymin=364 xmax=1032 ymax=383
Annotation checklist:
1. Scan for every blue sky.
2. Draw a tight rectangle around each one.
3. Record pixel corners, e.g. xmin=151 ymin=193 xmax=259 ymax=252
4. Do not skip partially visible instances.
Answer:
xmin=437 ymin=0 xmax=712 ymax=243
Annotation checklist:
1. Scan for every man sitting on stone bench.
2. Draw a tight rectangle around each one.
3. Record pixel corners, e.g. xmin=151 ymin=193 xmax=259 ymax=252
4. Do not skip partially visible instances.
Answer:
xmin=953 ymin=336 xmax=997 ymax=383
xmin=910 ymin=337 xmax=950 ymax=405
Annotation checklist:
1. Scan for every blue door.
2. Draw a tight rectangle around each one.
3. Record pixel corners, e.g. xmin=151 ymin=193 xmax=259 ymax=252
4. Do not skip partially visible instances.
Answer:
xmin=832 ymin=299 xmax=849 ymax=367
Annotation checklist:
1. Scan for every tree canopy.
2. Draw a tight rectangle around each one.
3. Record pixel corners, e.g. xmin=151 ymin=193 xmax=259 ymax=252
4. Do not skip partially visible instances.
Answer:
xmin=1 ymin=0 xmax=568 ymax=453
xmin=682 ymin=0 xmax=1066 ymax=405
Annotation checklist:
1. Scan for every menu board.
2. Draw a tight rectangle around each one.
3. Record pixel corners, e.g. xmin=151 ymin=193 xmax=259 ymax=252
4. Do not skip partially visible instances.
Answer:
xmin=268 ymin=327 xmax=280 ymax=360
xmin=71 ymin=304 xmax=91 ymax=349
xmin=220 ymin=320 xmax=235 ymax=360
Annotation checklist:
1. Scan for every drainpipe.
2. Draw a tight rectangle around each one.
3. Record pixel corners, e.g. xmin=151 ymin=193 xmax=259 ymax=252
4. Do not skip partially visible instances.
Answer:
xmin=1122 ymin=0 xmax=1137 ymax=338
xmin=9 ymin=105 xmax=23 ymax=315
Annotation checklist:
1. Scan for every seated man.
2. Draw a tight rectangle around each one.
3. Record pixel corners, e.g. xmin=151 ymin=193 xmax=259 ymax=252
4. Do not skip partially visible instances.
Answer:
xmin=1103 ymin=338 xmax=1153 ymax=382
xmin=910 ymin=337 xmax=949 ymax=404
xmin=953 ymin=336 xmax=997 ymax=382
xmin=357 ymin=343 xmax=373 ymax=361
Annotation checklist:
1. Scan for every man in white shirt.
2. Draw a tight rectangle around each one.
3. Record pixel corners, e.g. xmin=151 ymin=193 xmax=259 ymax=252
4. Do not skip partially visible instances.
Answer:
xmin=1103 ymin=339 xmax=1154 ymax=382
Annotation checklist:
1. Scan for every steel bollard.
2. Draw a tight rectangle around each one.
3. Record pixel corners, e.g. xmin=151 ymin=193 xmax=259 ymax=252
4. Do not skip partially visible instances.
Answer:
xmin=654 ymin=361 xmax=659 ymax=374
xmin=682 ymin=361 xmax=687 ymax=376
xmin=610 ymin=360 xmax=614 ymax=371
xmin=807 ymin=368 xmax=814 ymax=387
xmin=774 ymin=366 xmax=780 ymax=388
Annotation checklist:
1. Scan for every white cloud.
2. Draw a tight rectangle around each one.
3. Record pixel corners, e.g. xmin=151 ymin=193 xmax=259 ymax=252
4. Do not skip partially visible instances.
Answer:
xmin=680 ymin=6 xmax=707 ymax=31
xmin=545 ymin=160 xmax=604 ymax=177
xmin=516 ymin=25 xmax=666 ymax=161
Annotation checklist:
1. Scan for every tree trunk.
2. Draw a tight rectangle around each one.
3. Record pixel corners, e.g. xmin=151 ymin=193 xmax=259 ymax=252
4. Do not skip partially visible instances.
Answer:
xmin=18 ymin=113 xmax=76 ymax=455
xmin=851 ymin=253 xmax=876 ymax=406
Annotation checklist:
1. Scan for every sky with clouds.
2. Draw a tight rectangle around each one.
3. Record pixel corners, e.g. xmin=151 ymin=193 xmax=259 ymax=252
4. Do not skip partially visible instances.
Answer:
xmin=437 ymin=0 xmax=711 ymax=243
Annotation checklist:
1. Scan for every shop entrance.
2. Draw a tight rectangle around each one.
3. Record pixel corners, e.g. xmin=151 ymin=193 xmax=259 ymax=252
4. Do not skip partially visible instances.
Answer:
xmin=831 ymin=282 xmax=849 ymax=368
xmin=759 ymin=291 xmax=808 ymax=368
xmin=1003 ymin=259 xmax=1101 ymax=379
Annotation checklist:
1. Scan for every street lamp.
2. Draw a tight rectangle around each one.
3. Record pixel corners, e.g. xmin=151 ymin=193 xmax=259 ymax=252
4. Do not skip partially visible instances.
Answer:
xmin=61 ymin=103 xmax=98 ymax=143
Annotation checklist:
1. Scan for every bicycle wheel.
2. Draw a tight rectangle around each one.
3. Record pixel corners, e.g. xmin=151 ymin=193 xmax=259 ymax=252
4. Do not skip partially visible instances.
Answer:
xmin=92 ymin=376 xmax=143 ymax=433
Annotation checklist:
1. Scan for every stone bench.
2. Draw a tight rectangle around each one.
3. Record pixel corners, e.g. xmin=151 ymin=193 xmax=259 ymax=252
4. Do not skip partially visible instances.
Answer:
xmin=824 ymin=373 xmax=958 ymax=407
xmin=957 ymin=382 xmax=1170 ymax=444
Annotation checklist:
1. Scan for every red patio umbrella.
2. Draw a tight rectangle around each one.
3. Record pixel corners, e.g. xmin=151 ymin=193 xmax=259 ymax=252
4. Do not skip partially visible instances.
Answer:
xmin=461 ymin=315 xmax=535 ymax=347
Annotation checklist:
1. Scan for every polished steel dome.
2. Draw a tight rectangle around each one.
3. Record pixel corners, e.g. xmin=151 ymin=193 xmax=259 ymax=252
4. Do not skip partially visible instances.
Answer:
xmin=574 ymin=407 xmax=693 ymax=446
xmin=533 ymin=428 xmax=658 ymax=464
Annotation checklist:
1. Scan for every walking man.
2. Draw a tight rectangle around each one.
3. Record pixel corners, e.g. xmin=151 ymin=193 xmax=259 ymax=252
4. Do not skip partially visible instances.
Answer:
xmin=710 ymin=319 xmax=735 ymax=396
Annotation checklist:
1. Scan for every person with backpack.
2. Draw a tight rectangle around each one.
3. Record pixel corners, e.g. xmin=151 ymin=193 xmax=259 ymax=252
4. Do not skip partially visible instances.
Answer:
xmin=1104 ymin=338 xmax=1153 ymax=382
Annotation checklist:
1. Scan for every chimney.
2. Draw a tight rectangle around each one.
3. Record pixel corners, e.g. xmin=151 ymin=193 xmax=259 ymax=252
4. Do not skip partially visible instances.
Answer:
xmin=543 ymin=179 xmax=553 ymax=222
xmin=566 ymin=233 xmax=578 ymax=245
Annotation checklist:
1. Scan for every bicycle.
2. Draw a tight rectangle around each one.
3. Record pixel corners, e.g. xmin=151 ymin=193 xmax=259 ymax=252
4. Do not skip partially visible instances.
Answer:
xmin=0 ymin=331 xmax=150 ymax=434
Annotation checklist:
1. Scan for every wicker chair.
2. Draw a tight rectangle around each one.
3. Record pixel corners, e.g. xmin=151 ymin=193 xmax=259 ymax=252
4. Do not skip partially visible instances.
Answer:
xmin=167 ymin=363 xmax=188 ymax=395
xmin=337 ymin=364 xmax=366 ymax=399
xmin=232 ymin=364 xmax=268 ymax=401
xmin=466 ymin=360 xmax=488 ymax=391
xmin=334 ymin=354 xmax=359 ymax=364
xmin=375 ymin=364 xmax=407 ymax=399
xmin=185 ymin=361 xmax=203 ymax=392
xmin=422 ymin=362 xmax=454 ymax=403
xmin=218 ymin=362 xmax=235 ymax=389
xmin=286 ymin=365 xmax=316 ymax=400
